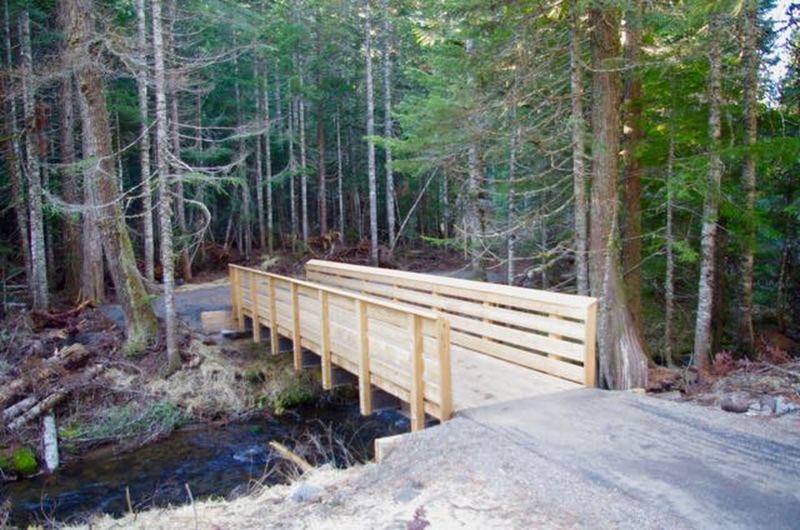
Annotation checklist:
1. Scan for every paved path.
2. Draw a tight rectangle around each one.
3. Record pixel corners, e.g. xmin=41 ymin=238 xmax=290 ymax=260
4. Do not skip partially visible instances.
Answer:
xmin=449 ymin=389 xmax=800 ymax=528
xmin=100 ymin=283 xmax=231 ymax=331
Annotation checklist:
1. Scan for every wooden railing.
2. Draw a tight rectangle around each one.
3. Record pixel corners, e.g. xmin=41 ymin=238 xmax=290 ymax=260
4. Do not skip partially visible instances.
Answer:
xmin=229 ymin=265 xmax=452 ymax=430
xmin=306 ymin=260 xmax=598 ymax=387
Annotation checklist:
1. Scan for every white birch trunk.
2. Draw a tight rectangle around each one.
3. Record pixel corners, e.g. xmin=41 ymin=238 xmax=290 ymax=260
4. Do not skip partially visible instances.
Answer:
xmin=336 ymin=111 xmax=345 ymax=234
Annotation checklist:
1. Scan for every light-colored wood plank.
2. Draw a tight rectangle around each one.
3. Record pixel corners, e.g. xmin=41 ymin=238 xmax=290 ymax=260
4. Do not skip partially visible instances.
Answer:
xmin=250 ymin=273 xmax=261 ymax=342
xmin=291 ymin=282 xmax=301 ymax=370
xmin=269 ymin=277 xmax=279 ymax=355
xmin=409 ymin=314 xmax=425 ymax=431
xmin=584 ymin=301 xmax=598 ymax=387
xmin=357 ymin=299 xmax=372 ymax=415
xmin=319 ymin=290 xmax=332 ymax=390
xmin=437 ymin=318 xmax=453 ymax=420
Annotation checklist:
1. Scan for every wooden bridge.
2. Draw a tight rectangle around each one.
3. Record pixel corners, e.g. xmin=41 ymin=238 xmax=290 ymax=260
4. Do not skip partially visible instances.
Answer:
xmin=229 ymin=260 xmax=598 ymax=431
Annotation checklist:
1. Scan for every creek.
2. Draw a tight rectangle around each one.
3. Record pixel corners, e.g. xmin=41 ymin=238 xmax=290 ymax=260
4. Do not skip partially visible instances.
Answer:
xmin=2 ymin=403 xmax=407 ymax=527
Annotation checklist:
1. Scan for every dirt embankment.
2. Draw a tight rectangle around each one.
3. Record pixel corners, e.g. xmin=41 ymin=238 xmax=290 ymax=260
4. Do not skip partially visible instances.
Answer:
xmin=0 ymin=282 xmax=319 ymax=480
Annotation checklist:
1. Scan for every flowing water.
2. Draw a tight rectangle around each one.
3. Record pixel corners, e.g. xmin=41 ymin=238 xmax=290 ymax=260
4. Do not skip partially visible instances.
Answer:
xmin=1 ymin=404 xmax=408 ymax=527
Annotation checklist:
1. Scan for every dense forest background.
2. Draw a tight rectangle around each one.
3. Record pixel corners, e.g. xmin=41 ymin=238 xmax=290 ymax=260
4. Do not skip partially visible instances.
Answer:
xmin=0 ymin=0 xmax=798 ymax=388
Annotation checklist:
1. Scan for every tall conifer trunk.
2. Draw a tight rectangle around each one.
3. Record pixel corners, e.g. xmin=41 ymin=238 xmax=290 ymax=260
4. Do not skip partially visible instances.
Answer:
xmin=365 ymin=0 xmax=378 ymax=264
xmin=135 ymin=0 xmax=155 ymax=283
xmin=151 ymin=0 xmax=180 ymax=370
xmin=570 ymin=0 xmax=589 ymax=296
xmin=693 ymin=13 xmax=724 ymax=372
xmin=64 ymin=0 xmax=158 ymax=354
xmin=20 ymin=9 xmax=48 ymax=310
xmin=589 ymin=4 xmax=648 ymax=389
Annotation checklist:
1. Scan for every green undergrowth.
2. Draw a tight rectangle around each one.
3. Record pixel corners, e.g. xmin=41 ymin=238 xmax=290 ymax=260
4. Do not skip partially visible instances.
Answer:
xmin=59 ymin=399 xmax=185 ymax=447
xmin=0 ymin=447 xmax=38 ymax=476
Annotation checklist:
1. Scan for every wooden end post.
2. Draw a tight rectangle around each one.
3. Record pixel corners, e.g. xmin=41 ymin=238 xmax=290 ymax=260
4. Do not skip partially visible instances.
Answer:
xmin=436 ymin=318 xmax=453 ymax=421
xmin=356 ymin=300 xmax=372 ymax=415
xmin=250 ymin=273 xmax=261 ymax=342
xmin=584 ymin=301 xmax=598 ymax=387
xmin=319 ymin=290 xmax=332 ymax=390
xmin=235 ymin=268 xmax=245 ymax=331
xmin=409 ymin=314 xmax=425 ymax=431
xmin=229 ymin=266 xmax=237 ymax=317
xmin=291 ymin=282 xmax=301 ymax=370
xmin=268 ymin=276 xmax=279 ymax=355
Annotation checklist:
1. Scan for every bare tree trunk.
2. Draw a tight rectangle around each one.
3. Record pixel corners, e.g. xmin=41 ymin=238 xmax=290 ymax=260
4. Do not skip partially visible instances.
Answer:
xmin=693 ymin=13 xmax=724 ymax=372
xmin=622 ymin=0 xmax=644 ymax=338
xmin=441 ymin=171 xmax=449 ymax=238
xmin=589 ymin=4 xmax=648 ymax=389
xmin=318 ymin=113 xmax=327 ymax=235
xmin=234 ymin=51 xmax=252 ymax=259
xmin=664 ymin=133 xmax=675 ymax=366
xmin=263 ymin=62 xmax=274 ymax=252
xmin=365 ymin=0 xmax=378 ymax=265
xmin=135 ymin=0 xmax=155 ymax=283
xmin=65 ymin=0 xmax=159 ymax=354
xmin=255 ymin=61 xmax=266 ymax=251
xmin=151 ymin=0 xmax=179 ymax=370
xmin=20 ymin=9 xmax=48 ymax=310
xmin=300 ymin=92 xmax=309 ymax=243
xmin=167 ymin=0 xmax=190 ymax=280
xmin=78 ymin=97 xmax=105 ymax=304
xmin=336 ymin=111 xmax=344 ymax=234
xmin=3 ymin=0 xmax=31 ymax=289
xmin=58 ymin=75 xmax=82 ymax=295
xmin=289 ymin=97 xmax=298 ymax=242
xmin=382 ymin=0 xmax=396 ymax=251
xmin=739 ymin=0 xmax=759 ymax=352
xmin=464 ymin=38 xmax=485 ymax=278
xmin=570 ymin=0 xmax=589 ymax=296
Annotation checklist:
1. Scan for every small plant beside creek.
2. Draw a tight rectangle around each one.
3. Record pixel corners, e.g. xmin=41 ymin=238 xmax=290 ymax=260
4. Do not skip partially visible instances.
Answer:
xmin=59 ymin=399 xmax=185 ymax=451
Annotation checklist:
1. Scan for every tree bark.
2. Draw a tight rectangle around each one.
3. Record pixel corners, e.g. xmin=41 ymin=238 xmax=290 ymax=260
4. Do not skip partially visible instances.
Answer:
xmin=2 ymin=0 xmax=31 ymax=289
xmin=365 ymin=0 xmax=378 ymax=265
xmin=20 ymin=9 xmax=49 ymax=310
xmin=589 ymin=4 xmax=648 ymax=389
xmin=336 ymin=111 xmax=345 ymax=234
xmin=263 ymin=61 xmax=274 ymax=252
xmin=622 ymin=0 xmax=644 ymax=338
xmin=382 ymin=0 xmax=396 ymax=251
xmin=135 ymin=0 xmax=156 ymax=283
xmin=255 ymin=61 xmax=266 ymax=251
xmin=693 ymin=13 xmax=724 ymax=372
xmin=570 ymin=0 xmax=589 ymax=296
xmin=59 ymin=75 xmax=82 ymax=295
xmin=739 ymin=0 xmax=759 ymax=353
xmin=167 ymin=0 xmax=191 ymax=281
xmin=64 ymin=0 xmax=159 ymax=354
xmin=151 ymin=0 xmax=180 ymax=370
xmin=664 ymin=133 xmax=675 ymax=366
xmin=318 ymin=113 xmax=327 ymax=235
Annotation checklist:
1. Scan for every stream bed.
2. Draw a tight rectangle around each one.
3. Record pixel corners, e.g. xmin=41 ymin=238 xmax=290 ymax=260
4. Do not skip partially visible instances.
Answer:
xmin=2 ymin=403 xmax=408 ymax=527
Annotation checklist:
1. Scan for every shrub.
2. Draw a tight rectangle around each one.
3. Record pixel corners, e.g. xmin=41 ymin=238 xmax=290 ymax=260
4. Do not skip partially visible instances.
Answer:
xmin=711 ymin=350 xmax=736 ymax=377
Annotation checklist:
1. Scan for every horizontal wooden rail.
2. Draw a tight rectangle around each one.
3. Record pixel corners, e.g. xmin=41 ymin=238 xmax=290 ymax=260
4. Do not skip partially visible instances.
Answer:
xmin=229 ymin=264 xmax=453 ymax=430
xmin=305 ymin=260 xmax=598 ymax=387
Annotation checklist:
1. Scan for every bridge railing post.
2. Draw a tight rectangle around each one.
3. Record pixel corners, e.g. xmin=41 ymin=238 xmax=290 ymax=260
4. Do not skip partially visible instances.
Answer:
xmin=584 ymin=301 xmax=598 ymax=387
xmin=268 ymin=276 xmax=279 ymax=355
xmin=437 ymin=318 xmax=453 ymax=421
xmin=250 ymin=272 xmax=261 ymax=342
xmin=409 ymin=314 xmax=424 ymax=431
xmin=356 ymin=299 xmax=372 ymax=415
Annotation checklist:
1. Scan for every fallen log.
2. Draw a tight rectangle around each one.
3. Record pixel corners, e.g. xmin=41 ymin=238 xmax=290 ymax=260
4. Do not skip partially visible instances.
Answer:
xmin=0 ymin=343 xmax=89 ymax=404
xmin=43 ymin=413 xmax=59 ymax=472
xmin=2 ymin=395 xmax=37 ymax=422
xmin=7 ymin=364 xmax=103 ymax=431
xmin=30 ymin=300 xmax=91 ymax=330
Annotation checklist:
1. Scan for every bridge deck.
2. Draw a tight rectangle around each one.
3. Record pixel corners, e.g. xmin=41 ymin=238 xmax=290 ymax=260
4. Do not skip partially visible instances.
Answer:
xmin=229 ymin=261 xmax=595 ymax=429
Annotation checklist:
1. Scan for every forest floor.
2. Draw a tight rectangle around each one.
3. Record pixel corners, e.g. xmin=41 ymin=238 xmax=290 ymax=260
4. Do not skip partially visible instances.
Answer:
xmin=77 ymin=389 xmax=800 ymax=530
xmin=3 ymin=246 xmax=800 ymax=526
